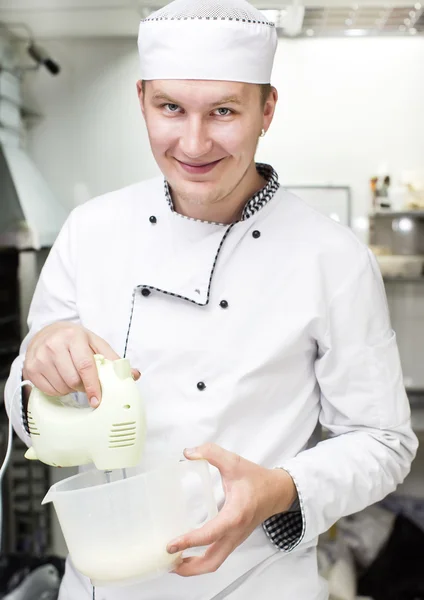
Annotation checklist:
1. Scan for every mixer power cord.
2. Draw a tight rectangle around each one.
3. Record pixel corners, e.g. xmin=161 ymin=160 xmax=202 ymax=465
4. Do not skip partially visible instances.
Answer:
xmin=0 ymin=379 xmax=34 ymax=551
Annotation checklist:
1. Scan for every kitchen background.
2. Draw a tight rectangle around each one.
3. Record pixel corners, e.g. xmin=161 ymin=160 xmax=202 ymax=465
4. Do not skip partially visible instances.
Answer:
xmin=0 ymin=0 xmax=424 ymax=598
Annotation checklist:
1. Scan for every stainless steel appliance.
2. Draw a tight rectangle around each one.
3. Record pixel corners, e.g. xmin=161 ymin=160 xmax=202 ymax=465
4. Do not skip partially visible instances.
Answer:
xmin=369 ymin=211 xmax=424 ymax=255
xmin=369 ymin=212 xmax=424 ymax=392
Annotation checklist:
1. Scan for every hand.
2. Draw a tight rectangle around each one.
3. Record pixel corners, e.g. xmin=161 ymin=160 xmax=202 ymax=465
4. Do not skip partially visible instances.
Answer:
xmin=23 ymin=322 xmax=140 ymax=407
xmin=167 ymin=444 xmax=297 ymax=577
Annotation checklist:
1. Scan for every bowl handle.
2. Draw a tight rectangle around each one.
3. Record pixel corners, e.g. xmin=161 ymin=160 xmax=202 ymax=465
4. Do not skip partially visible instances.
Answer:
xmin=183 ymin=459 xmax=218 ymax=529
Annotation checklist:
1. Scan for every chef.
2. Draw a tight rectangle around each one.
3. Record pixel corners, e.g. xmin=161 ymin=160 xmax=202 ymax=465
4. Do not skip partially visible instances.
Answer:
xmin=4 ymin=0 xmax=418 ymax=598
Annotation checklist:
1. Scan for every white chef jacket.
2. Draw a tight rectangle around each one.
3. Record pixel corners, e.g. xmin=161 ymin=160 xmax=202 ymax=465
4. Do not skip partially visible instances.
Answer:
xmin=5 ymin=164 xmax=418 ymax=600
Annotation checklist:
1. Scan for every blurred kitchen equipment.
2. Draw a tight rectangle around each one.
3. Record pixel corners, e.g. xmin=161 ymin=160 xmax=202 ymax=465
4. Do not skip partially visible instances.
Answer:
xmin=369 ymin=214 xmax=424 ymax=390
xmin=2 ymin=563 xmax=60 ymax=600
xmin=369 ymin=211 xmax=424 ymax=256
xmin=0 ymin=32 xmax=66 ymax=249
xmin=0 ymin=30 xmax=67 ymax=555
xmin=374 ymin=255 xmax=424 ymax=279
xmin=26 ymin=43 xmax=60 ymax=76
xmin=41 ymin=460 xmax=217 ymax=586
xmin=0 ymin=247 xmax=53 ymax=555
xmin=370 ymin=175 xmax=392 ymax=211
xmin=0 ymin=22 xmax=61 ymax=77
xmin=0 ymin=554 xmax=65 ymax=599
xmin=24 ymin=354 xmax=146 ymax=470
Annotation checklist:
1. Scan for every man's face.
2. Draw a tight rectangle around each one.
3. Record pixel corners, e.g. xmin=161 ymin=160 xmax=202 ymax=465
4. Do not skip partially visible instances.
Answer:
xmin=137 ymin=79 xmax=276 ymax=208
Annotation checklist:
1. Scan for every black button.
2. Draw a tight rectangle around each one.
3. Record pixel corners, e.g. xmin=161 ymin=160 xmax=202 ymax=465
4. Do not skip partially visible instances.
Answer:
xmin=219 ymin=300 xmax=229 ymax=309
xmin=141 ymin=288 xmax=151 ymax=297
xmin=149 ymin=216 xmax=157 ymax=224
xmin=252 ymin=230 xmax=261 ymax=239
xmin=197 ymin=381 xmax=206 ymax=391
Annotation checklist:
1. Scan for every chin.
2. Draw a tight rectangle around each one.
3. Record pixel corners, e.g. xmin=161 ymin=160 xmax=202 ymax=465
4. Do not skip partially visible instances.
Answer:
xmin=174 ymin=175 xmax=218 ymax=190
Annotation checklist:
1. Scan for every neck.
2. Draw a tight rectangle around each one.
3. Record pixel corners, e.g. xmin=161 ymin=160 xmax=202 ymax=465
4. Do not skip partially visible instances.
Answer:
xmin=170 ymin=163 xmax=267 ymax=224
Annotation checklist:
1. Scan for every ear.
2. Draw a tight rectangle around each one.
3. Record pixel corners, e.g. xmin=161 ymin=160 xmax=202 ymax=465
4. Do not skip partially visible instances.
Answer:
xmin=262 ymin=86 xmax=278 ymax=133
xmin=136 ymin=80 xmax=146 ymax=118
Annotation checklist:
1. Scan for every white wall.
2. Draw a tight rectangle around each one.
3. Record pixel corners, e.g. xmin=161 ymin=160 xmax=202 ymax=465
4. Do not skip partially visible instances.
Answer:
xmin=24 ymin=36 xmax=424 ymax=225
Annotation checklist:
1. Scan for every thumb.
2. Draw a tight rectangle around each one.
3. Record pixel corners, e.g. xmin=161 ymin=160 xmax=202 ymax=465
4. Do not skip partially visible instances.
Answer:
xmin=184 ymin=444 xmax=238 ymax=477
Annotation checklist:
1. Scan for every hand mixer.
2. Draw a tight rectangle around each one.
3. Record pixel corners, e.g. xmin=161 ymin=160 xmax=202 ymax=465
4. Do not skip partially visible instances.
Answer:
xmin=24 ymin=354 xmax=146 ymax=477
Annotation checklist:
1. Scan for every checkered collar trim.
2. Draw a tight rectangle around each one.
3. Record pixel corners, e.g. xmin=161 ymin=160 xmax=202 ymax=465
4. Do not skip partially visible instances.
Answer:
xmin=164 ymin=163 xmax=279 ymax=224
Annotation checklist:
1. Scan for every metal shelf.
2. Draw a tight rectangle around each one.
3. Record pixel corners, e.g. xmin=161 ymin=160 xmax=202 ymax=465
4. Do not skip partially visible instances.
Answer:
xmin=0 ymin=314 xmax=19 ymax=327
xmin=371 ymin=210 xmax=424 ymax=218
xmin=407 ymin=389 xmax=424 ymax=407
xmin=383 ymin=277 xmax=424 ymax=283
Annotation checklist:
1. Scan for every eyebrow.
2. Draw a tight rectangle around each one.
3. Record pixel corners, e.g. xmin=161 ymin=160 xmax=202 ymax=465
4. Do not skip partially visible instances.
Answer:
xmin=151 ymin=92 xmax=243 ymax=107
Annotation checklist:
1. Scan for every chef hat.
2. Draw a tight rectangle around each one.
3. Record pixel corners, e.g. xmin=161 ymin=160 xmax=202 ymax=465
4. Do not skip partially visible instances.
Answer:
xmin=137 ymin=0 xmax=278 ymax=84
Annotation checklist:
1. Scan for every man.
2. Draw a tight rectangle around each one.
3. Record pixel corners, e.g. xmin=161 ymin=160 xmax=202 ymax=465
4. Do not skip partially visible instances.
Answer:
xmin=5 ymin=0 xmax=418 ymax=598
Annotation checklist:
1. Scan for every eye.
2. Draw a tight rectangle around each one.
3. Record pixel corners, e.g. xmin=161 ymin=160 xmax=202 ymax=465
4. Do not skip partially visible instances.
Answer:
xmin=214 ymin=108 xmax=233 ymax=117
xmin=164 ymin=103 xmax=181 ymax=113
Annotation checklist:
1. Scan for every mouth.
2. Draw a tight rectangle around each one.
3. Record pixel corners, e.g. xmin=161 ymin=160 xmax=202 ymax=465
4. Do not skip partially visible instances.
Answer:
xmin=175 ymin=158 xmax=223 ymax=175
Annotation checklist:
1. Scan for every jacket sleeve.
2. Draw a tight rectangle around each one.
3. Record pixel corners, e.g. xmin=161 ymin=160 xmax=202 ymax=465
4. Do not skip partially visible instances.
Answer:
xmin=4 ymin=209 xmax=79 ymax=446
xmin=263 ymin=247 xmax=419 ymax=551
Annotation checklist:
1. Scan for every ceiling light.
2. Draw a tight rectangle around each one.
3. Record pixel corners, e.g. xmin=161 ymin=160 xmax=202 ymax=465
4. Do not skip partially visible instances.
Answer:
xmin=353 ymin=217 xmax=369 ymax=231
xmin=404 ymin=18 xmax=411 ymax=24
xmin=395 ymin=218 xmax=413 ymax=232
xmin=414 ymin=2 xmax=421 ymax=8
xmin=410 ymin=27 xmax=417 ymax=33
xmin=306 ymin=28 xmax=314 ymax=35
xmin=346 ymin=18 xmax=353 ymax=25
xmin=409 ymin=10 xmax=416 ymax=16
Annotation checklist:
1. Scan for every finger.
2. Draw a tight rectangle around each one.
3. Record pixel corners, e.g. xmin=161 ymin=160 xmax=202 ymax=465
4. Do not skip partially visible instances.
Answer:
xmin=88 ymin=332 xmax=120 ymax=361
xmin=167 ymin=512 xmax=232 ymax=553
xmin=69 ymin=344 xmax=101 ymax=407
xmin=131 ymin=369 xmax=141 ymax=381
xmin=52 ymin=349 xmax=84 ymax=392
xmin=23 ymin=358 xmax=67 ymax=397
xmin=173 ymin=537 xmax=236 ymax=577
xmin=40 ymin=363 xmax=73 ymax=396
xmin=184 ymin=443 xmax=241 ymax=478
xmin=29 ymin=373 xmax=64 ymax=397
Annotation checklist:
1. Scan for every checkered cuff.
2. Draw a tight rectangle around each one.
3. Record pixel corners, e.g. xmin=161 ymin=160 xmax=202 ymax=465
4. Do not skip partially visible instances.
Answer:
xmin=263 ymin=511 xmax=303 ymax=551
xmin=262 ymin=468 xmax=305 ymax=552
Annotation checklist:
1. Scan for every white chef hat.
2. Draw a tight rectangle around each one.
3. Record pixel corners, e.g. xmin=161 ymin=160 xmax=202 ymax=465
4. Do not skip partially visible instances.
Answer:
xmin=137 ymin=0 xmax=278 ymax=84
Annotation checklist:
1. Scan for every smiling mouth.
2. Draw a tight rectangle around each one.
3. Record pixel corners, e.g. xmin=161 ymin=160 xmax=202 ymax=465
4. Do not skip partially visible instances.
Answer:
xmin=175 ymin=158 xmax=223 ymax=174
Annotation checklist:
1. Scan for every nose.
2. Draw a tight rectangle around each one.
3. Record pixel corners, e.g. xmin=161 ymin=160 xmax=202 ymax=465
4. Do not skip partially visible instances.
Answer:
xmin=179 ymin=117 xmax=212 ymax=159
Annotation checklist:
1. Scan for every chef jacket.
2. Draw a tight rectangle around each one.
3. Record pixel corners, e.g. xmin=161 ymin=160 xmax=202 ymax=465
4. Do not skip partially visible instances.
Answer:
xmin=5 ymin=164 xmax=418 ymax=600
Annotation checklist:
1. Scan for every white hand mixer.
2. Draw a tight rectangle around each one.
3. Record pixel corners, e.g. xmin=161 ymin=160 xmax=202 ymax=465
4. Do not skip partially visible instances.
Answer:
xmin=24 ymin=354 xmax=146 ymax=474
